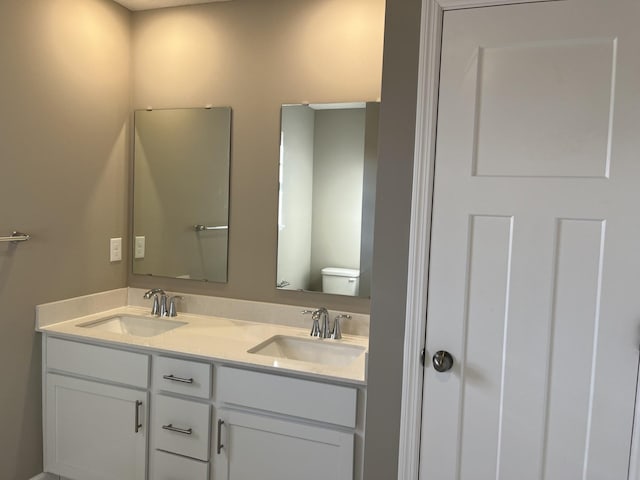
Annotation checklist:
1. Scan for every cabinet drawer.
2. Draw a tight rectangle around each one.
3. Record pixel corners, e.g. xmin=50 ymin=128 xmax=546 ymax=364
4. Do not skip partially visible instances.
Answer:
xmin=153 ymin=450 xmax=209 ymax=480
xmin=46 ymin=337 xmax=149 ymax=388
xmin=217 ymin=367 xmax=357 ymax=428
xmin=154 ymin=356 xmax=212 ymax=399
xmin=154 ymin=394 xmax=211 ymax=461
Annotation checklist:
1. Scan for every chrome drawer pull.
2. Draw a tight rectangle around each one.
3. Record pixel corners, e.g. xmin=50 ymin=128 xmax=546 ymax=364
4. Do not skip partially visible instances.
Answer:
xmin=162 ymin=374 xmax=194 ymax=384
xmin=134 ymin=400 xmax=143 ymax=433
xmin=162 ymin=424 xmax=193 ymax=435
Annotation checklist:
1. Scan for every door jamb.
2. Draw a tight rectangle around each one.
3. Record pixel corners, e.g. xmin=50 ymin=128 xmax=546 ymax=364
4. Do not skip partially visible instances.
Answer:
xmin=398 ymin=1 xmax=564 ymax=478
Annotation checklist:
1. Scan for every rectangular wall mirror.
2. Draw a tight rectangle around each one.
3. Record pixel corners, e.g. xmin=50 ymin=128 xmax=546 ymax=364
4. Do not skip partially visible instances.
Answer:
xmin=277 ymin=102 xmax=380 ymax=297
xmin=132 ymin=107 xmax=231 ymax=282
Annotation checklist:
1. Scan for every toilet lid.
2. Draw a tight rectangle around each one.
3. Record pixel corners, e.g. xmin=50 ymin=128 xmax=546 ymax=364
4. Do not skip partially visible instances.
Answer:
xmin=321 ymin=267 xmax=360 ymax=278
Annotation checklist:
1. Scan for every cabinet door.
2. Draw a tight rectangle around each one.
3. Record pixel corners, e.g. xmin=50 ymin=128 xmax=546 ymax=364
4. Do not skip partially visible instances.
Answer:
xmin=214 ymin=409 xmax=354 ymax=480
xmin=45 ymin=373 xmax=147 ymax=480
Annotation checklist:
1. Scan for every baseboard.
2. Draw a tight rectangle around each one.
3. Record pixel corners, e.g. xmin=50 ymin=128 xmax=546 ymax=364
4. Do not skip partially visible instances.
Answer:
xmin=30 ymin=473 xmax=60 ymax=480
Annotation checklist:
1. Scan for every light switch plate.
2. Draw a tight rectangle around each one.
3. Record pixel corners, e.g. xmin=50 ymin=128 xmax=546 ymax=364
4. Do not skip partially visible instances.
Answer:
xmin=110 ymin=237 xmax=122 ymax=262
xmin=134 ymin=236 xmax=145 ymax=259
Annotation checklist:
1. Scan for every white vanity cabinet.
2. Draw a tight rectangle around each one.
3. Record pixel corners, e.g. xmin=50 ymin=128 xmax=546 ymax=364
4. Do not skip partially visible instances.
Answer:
xmin=42 ymin=335 xmax=363 ymax=480
xmin=213 ymin=366 xmax=357 ymax=480
xmin=43 ymin=338 xmax=149 ymax=480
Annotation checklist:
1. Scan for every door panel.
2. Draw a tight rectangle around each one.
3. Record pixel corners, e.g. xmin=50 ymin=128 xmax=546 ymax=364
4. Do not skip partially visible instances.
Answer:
xmin=544 ymin=219 xmax=606 ymax=478
xmin=420 ymin=1 xmax=640 ymax=479
xmin=459 ymin=215 xmax=514 ymax=480
xmin=473 ymin=39 xmax=616 ymax=178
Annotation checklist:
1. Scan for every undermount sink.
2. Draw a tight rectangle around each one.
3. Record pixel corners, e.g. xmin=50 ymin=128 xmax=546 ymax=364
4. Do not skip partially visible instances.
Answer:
xmin=248 ymin=335 xmax=365 ymax=367
xmin=78 ymin=315 xmax=186 ymax=337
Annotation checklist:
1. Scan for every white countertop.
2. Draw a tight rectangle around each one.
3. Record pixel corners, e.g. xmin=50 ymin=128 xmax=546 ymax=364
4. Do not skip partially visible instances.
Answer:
xmin=37 ymin=305 xmax=368 ymax=385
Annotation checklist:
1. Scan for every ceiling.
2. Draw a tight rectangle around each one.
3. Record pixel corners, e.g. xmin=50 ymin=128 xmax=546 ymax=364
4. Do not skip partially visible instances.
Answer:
xmin=112 ymin=0 xmax=230 ymax=11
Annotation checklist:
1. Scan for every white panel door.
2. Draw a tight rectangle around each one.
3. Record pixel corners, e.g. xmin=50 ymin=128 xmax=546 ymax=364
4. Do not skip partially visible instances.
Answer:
xmin=421 ymin=1 xmax=640 ymax=479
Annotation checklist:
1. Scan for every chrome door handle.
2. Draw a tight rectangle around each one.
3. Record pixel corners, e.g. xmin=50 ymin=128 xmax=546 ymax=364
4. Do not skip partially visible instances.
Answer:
xmin=162 ymin=424 xmax=193 ymax=435
xmin=432 ymin=351 xmax=454 ymax=372
xmin=162 ymin=374 xmax=194 ymax=384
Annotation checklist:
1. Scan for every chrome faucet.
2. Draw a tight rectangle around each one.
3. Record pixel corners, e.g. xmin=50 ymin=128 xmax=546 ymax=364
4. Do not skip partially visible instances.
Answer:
xmin=143 ymin=288 xmax=165 ymax=316
xmin=302 ymin=308 xmax=330 ymax=338
xmin=168 ymin=295 xmax=183 ymax=317
xmin=331 ymin=314 xmax=351 ymax=340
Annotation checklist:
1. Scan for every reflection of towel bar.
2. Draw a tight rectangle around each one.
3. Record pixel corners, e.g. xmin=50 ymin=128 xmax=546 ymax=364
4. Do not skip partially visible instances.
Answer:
xmin=193 ymin=225 xmax=228 ymax=232
xmin=0 ymin=231 xmax=30 ymax=243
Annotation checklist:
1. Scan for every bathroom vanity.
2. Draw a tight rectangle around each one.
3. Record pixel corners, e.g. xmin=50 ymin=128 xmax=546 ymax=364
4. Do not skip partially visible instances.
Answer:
xmin=37 ymin=289 xmax=368 ymax=480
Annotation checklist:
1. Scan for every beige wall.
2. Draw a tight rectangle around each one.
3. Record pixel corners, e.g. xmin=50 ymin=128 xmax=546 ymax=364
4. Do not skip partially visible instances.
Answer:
xmin=129 ymin=0 xmax=385 ymax=313
xmin=0 ymin=0 xmax=131 ymax=477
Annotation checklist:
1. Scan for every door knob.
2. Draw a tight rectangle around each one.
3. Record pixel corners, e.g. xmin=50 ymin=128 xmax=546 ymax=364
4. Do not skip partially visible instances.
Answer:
xmin=432 ymin=351 xmax=454 ymax=372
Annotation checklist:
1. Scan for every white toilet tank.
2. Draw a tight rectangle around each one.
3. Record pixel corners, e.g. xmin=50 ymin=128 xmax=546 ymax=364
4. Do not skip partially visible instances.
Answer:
xmin=321 ymin=267 xmax=360 ymax=296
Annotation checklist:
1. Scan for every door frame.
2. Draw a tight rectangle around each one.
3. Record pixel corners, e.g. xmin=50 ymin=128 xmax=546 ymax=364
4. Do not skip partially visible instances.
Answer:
xmin=397 ymin=0 xmax=566 ymax=478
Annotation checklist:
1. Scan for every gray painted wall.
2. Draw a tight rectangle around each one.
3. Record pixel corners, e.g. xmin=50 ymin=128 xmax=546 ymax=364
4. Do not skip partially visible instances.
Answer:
xmin=128 ymin=0 xmax=385 ymax=314
xmin=0 ymin=0 xmax=422 ymax=478
xmin=0 ymin=0 xmax=131 ymax=477
xmin=277 ymin=106 xmax=314 ymax=290
xmin=309 ymin=108 xmax=365 ymax=292
xmin=358 ymin=102 xmax=380 ymax=299
xmin=363 ymin=0 xmax=423 ymax=478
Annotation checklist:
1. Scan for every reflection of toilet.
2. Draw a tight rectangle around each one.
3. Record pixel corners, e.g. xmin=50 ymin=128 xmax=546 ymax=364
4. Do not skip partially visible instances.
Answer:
xmin=321 ymin=267 xmax=360 ymax=296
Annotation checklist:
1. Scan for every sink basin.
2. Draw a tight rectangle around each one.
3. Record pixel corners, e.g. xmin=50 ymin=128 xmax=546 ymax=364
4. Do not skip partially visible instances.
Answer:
xmin=78 ymin=315 xmax=186 ymax=337
xmin=248 ymin=335 xmax=365 ymax=367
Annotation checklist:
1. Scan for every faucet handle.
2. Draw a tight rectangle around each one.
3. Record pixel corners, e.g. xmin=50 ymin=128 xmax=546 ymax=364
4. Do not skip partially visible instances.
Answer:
xmin=331 ymin=314 xmax=351 ymax=340
xmin=143 ymin=288 xmax=165 ymax=299
xmin=168 ymin=296 xmax=183 ymax=317
xmin=302 ymin=310 xmax=321 ymax=337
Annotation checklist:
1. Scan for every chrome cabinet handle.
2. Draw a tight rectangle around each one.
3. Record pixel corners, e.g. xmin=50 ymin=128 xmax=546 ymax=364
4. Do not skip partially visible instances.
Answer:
xmin=162 ymin=424 xmax=193 ymax=435
xmin=432 ymin=350 xmax=454 ymax=372
xmin=217 ymin=419 xmax=224 ymax=454
xmin=134 ymin=400 xmax=143 ymax=433
xmin=162 ymin=374 xmax=194 ymax=384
